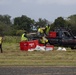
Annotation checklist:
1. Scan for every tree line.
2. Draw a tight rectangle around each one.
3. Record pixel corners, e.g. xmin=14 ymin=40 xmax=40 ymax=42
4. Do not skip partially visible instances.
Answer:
xmin=0 ymin=14 xmax=76 ymax=36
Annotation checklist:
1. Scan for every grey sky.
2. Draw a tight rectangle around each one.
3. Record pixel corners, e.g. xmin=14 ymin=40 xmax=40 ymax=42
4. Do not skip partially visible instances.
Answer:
xmin=0 ymin=0 xmax=76 ymax=22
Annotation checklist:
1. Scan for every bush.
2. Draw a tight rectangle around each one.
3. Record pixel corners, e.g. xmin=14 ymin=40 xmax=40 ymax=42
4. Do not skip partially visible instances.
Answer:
xmin=3 ymin=36 xmax=21 ymax=43
xmin=16 ymin=30 xmax=25 ymax=36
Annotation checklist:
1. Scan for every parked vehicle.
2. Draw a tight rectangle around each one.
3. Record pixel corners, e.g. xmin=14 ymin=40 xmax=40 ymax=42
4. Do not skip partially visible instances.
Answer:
xmin=46 ymin=28 xmax=76 ymax=49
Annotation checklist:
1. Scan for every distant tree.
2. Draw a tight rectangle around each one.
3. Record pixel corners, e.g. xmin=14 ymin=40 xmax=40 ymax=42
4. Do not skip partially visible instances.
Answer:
xmin=0 ymin=14 xmax=11 ymax=25
xmin=35 ymin=18 xmax=49 ymax=28
xmin=0 ymin=22 xmax=13 ymax=35
xmin=14 ymin=15 xmax=34 ymax=32
xmin=66 ymin=14 xmax=76 ymax=35
xmin=67 ymin=14 xmax=76 ymax=25
xmin=0 ymin=14 xmax=12 ymax=35
xmin=54 ymin=17 xmax=66 ymax=28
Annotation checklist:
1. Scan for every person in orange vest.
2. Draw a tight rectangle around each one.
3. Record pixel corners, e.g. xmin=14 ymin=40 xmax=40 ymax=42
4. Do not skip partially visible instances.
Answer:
xmin=0 ymin=36 xmax=3 ymax=53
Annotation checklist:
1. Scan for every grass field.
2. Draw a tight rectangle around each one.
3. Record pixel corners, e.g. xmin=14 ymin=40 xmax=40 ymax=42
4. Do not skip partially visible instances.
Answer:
xmin=0 ymin=42 xmax=76 ymax=66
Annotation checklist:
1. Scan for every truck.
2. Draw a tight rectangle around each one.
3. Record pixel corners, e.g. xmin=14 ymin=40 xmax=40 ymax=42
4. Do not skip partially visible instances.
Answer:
xmin=46 ymin=28 xmax=76 ymax=49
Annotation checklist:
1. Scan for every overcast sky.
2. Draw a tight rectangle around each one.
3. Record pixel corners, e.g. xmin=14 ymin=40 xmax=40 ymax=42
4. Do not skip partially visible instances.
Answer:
xmin=0 ymin=0 xmax=76 ymax=22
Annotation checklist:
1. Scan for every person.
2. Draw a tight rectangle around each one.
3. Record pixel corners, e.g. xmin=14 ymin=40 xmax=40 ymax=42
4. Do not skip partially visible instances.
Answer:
xmin=39 ymin=36 xmax=49 ymax=46
xmin=0 ymin=36 xmax=3 ymax=53
xmin=44 ymin=24 xmax=51 ymax=36
xmin=37 ymin=27 xmax=44 ymax=37
xmin=21 ymin=31 xmax=28 ymax=41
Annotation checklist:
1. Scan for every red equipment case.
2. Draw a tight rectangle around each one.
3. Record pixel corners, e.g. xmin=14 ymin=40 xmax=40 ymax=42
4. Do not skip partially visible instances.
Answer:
xmin=49 ymin=32 xmax=56 ymax=38
xmin=20 ymin=40 xmax=39 ymax=51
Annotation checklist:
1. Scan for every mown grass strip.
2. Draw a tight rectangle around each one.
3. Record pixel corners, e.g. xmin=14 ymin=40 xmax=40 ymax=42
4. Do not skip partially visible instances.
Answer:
xmin=0 ymin=43 xmax=76 ymax=66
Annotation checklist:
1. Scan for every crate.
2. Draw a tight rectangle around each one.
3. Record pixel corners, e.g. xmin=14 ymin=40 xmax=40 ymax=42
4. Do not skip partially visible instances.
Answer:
xmin=20 ymin=41 xmax=28 ymax=51
xmin=20 ymin=40 xmax=39 ymax=51
xmin=33 ymin=40 xmax=39 ymax=47
xmin=28 ymin=41 xmax=36 ymax=49
xmin=49 ymin=32 xmax=56 ymax=38
xmin=39 ymin=44 xmax=45 ymax=46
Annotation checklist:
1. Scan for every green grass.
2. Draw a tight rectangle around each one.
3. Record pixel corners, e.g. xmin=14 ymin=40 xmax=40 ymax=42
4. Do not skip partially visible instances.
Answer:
xmin=3 ymin=36 xmax=21 ymax=43
xmin=0 ymin=42 xmax=76 ymax=66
